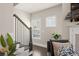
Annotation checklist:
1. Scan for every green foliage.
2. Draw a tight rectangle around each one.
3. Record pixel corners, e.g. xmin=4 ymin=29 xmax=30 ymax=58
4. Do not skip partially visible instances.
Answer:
xmin=0 ymin=35 xmax=6 ymax=47
xmin=52 ymin=32 xmax=61 ymax=40
xmin=7 ymin=33 xmax=13 ymax=47
xmin=6 ymin=33 xmax=16 ymax=56
xmin=8 ymin=44 xmax=16 ymax=56
xmin=0 ymin=33 xmax=16 ymax=56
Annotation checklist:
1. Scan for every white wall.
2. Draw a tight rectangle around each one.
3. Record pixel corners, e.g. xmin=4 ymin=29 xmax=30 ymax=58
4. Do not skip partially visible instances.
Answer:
xmin=0 ymin=3 xmax=14 ymax=36
xmin=0 ymin=3 xmax=31 ymax=41
xmin=62 ymin=3 xmax=70 ymax=40
xmin=31 ymin=4 xmax=70 ymax=48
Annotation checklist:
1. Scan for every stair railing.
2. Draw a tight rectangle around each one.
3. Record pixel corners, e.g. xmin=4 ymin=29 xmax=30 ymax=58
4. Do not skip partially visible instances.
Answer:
xmin=13 ymin=14 xmax=32 ymax=52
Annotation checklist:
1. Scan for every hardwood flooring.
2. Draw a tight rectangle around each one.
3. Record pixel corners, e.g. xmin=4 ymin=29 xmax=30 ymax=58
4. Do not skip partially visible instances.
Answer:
xmin=33 ymin=45 xmax=47 ymax=56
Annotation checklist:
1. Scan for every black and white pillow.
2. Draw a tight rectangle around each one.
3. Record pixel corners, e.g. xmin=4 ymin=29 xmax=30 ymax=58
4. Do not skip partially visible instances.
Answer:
xmin=58 ymin=44 xmax=78 ymax=56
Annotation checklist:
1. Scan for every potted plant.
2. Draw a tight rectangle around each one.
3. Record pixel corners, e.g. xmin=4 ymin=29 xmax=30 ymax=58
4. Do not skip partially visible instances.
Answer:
xmin=52 ymin=32 xmax=61 ymax=40
xmin=0 ymin=33 xmax=16 ymax=56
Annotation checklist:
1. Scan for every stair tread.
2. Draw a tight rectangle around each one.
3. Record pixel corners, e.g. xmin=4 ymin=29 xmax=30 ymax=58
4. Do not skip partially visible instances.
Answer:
xmin=15 ymin=49 xmax=29 ymax=56
xmin=19 ymin=44 xmax=29 ymax=48
xmin=15 ymin=42 xmax=20 ymax=44
xmin=16 ymin=44 xmax=20 ymax=49
xmin=14 ymin=47 xmax=25 ymax=54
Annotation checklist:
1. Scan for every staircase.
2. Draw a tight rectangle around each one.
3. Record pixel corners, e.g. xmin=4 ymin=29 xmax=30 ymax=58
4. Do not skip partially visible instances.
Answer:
xmin=13 ymin=14 xmax=33 ymax=56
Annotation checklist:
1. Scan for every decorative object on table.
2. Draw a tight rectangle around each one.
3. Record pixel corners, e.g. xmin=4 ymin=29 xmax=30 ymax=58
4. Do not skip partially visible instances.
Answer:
xmin=0 ymin=33 xmax=16 ymax=56
xmin=58 ymin=44 xmax=78 ymax=56
xmin=52 ymin=32 xmax=61 ymax=40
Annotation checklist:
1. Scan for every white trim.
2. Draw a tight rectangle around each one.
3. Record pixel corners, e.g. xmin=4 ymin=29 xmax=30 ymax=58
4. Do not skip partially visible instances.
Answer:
xmin=70 ymin=27 xmax=79 ymax=51
xmin=33 ymin=43 xmax=47 ymax=48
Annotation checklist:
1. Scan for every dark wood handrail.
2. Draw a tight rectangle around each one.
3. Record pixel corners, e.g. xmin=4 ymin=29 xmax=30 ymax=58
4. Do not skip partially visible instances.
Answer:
xmin=13 ymin=14 xmax=30 ymax=30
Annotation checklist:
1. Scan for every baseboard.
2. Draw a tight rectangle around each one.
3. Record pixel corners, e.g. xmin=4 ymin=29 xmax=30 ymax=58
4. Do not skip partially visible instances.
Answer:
xmin=33 ymin=43 xmax=47 ymax=48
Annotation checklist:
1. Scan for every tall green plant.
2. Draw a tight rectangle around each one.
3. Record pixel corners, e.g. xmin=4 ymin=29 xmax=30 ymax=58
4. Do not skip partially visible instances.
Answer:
xmin=0 ymin=33 xmax=16 ymax=56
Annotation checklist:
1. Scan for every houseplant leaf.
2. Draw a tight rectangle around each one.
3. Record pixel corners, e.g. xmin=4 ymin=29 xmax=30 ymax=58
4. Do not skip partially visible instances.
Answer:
xmin=0 ymin=33 xmax=16 ymax=56
xmin=8 ymin=44 xmax=16 ymax=56
xmin=0 ymin=35 xmax=6 ymax=47
xmin=7 ymin=33 xmax=13 ymax=47
xmin=7 ymin=33 xmax=16 ymax=56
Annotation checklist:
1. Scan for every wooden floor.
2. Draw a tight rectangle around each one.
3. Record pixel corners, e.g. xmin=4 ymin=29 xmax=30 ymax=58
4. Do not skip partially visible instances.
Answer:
xmin=33 ymin=45 xmax=47 ymax=56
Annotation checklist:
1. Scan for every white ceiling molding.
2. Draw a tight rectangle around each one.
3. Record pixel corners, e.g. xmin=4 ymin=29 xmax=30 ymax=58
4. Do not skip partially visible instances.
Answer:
xmin=15 ymin=3 xmax=60 ymax=13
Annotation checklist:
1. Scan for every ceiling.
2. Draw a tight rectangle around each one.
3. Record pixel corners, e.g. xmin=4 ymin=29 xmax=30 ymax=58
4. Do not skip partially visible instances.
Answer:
xmin=15 ymin=3 xmax=60 ymax=13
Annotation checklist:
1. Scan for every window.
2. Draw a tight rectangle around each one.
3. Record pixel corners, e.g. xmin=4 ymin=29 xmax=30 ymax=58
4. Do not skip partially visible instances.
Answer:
xmin=46 ymin=16 xmax=56 ymax=27
xmin=31 ymin=17 xmax=41 ymax=39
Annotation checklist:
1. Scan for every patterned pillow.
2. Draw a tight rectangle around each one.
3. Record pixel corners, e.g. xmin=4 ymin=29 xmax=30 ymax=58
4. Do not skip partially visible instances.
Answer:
xmin=52 ymin=42 xmax=70 ymax=56
xmin=58 ymin=44 xmax=78 ymax=56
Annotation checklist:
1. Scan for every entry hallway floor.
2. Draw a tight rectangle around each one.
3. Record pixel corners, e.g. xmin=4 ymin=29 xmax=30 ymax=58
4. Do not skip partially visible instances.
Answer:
xmin=33 ymin=45 xmax=47 ymax=56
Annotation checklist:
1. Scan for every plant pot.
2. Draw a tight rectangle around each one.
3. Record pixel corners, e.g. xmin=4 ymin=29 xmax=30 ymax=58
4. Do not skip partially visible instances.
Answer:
xmin=0 ymin=53 xmax=5 ymax=56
